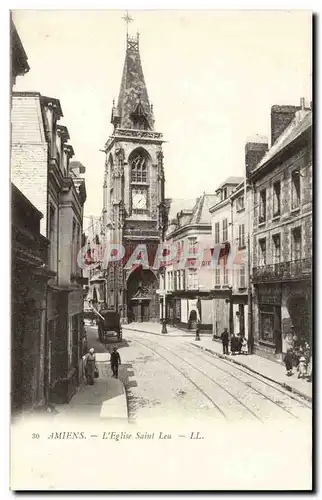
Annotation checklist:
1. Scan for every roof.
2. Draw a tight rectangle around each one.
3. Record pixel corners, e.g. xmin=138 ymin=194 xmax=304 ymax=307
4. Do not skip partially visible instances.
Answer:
xmin=215 ymin=176 xmax=244 ymax=192
xmin=167 ymin=193 xmax=217 ymax=233
xmin=252 ymin=110 xmax=312 ymax=174
xmin=116 ymin=35 xmax=154 ymax=130
xmin=190 ymin=193 xmax=217 ymax=224
xmin=167 ymin=198 xmax=196 ymax=222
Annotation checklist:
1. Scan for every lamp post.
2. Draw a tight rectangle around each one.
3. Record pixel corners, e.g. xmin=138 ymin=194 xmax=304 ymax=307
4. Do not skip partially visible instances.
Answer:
xmin=161 ymin=268 xmax=168 ymax=334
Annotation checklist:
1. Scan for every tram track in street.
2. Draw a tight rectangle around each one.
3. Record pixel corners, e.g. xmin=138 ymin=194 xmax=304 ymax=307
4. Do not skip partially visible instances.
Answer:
xmin=186 ymin=341 xmax=312 ymax=411
xmin=131 ymin=336 xmax=265 ymax=423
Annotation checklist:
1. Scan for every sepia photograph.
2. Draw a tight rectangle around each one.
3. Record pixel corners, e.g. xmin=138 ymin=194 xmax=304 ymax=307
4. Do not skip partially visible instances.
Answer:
xmin=9 ymin=8 xmax=313 ymax=491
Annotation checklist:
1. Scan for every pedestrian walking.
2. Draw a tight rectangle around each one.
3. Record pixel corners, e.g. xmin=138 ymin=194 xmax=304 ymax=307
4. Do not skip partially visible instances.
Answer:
xmin=195 ymin=318 xmax=201 ymax=341
xmin=220 ymin=328 xmax=229 ymax=355
xmin=236 ymin=333 xmax=243 ymax=354
xmin=84 ymin=348 xmax=97 ymax=385
xmin=110 ymin=347 xmax=121 ymax=378
xmin=284 ymin=348 xmax=294 ymax=376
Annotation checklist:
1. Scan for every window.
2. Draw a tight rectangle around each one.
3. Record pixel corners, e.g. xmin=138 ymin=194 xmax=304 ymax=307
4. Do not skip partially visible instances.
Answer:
xmin=238 ymin=224 xmax=245 ymax=248
xmin=259 ymin=189 xmax=266 ymax=223
xmin=239 ymin=265 xmax=246 ymax=288
xmin=292 ymin=227 xmax=302 ymax=261
xmin=222 ymin=188 xmax=228 ymax=201
xmin=259 ymin=238 xmax=266 ymax=266
xmin=131 ymin=154 xmax=147 ymax=183
xmin=180 ymin=270 xmax=186 ymax=290
xmin=222 ymin=257 xmax=228 ymax=285
xmin=291 ymin=171 xmax=301 ymax=209
xmin=222 ymin=218 xmax=228 ymax=241
xmin=237 ymin=195 xmax=245 ymax=211
xmin=188 ymin=237 xmax=198 ymax=255
xmin=72 ymin=219 xmax=76 ymax=275
xmin=260 ymin=306 xmax=275 ymax=343
xmin=174 ymin=271 xmax=178 ymax=291
xmin=272 ymin=234 xmax=281 ymax=264
xmin=273 ymin=181 xmax=281 ymax=217
xmin=49 ymin=204 xmax=57 ymax=271
xmin=215 ymin=266 xmax=221 ymax=285
xmin=215 ymin=222 xmax=220 ymax=244
xmin=187 ymin=269 xmax=198 ymax=290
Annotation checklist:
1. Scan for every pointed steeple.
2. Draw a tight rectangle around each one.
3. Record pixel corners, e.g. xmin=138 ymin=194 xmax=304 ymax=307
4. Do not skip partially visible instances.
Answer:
xmin=112 ymin=33 xmax=154 ymax=131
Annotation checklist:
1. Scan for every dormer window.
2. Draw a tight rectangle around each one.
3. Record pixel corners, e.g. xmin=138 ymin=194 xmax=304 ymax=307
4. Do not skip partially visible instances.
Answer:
xmin=130 ymin=100 xmax=150 ymax=130
xmin=222 ymin=187 xmax=228 ymax=200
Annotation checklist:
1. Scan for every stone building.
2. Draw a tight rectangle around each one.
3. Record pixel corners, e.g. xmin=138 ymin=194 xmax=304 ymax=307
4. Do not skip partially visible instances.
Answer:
xmin=11 ymin=91 xmax=86 ymax=403
xmin=209 ymin=177 xmax=243 ymax=336
xmin=101 ymin=33 xmax=167 ymax=323
xmin=249 ymin=100 xmax=312 ymax=361
xmin=164 ymin=193 xmax=217 ymax=330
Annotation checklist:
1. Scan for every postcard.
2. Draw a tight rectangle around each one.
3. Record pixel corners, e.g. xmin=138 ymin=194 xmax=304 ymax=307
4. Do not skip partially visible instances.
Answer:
xmin=10 ymin=9 xmax=312 ymax=491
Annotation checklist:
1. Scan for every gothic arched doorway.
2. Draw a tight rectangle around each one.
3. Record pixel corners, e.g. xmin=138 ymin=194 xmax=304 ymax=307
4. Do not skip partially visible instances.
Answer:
xmin=127 ymin=266 xmax=158 ymax=323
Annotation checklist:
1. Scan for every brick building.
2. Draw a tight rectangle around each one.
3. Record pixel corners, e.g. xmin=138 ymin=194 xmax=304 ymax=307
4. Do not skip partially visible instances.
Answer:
xmin=164 ymin=193 xmax=217 ymax=330
xmin=249 ymin=101 xmax=312 ymax=361
xmin=11 ymin=91 xmax=86 ymax=403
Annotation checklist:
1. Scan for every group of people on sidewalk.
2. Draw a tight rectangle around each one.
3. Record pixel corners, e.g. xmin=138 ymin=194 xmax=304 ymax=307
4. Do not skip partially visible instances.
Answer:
xmin=83 ymin=347 xmax=122 ymax=385
xmin=219 ymin=328 xmax=248 ymax=356
xmin=284 ymin=342 xmax=312 ymax=382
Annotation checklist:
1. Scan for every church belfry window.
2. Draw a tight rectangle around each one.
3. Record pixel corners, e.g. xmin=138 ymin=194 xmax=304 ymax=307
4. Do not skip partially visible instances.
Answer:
xmin=131 ymin=154 xmax=147 ymax=183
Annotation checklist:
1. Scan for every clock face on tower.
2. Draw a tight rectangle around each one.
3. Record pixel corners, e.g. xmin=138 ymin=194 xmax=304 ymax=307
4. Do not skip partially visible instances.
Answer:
xmin=132 ymin=189 xmax=147 ymax=210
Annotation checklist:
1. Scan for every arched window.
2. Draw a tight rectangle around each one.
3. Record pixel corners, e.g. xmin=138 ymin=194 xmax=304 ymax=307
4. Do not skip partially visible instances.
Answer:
xmin=131 ymin=154 xmax=147 ymax=183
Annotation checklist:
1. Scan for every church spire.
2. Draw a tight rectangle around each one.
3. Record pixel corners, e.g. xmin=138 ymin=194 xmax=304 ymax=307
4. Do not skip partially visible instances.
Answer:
xmin=111 ymin=32 xmax=154 ymax=131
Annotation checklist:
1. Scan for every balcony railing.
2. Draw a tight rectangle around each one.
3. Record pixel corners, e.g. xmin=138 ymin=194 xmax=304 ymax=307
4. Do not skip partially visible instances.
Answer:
xmin=252 ymin=258 xmax=311 ymax=283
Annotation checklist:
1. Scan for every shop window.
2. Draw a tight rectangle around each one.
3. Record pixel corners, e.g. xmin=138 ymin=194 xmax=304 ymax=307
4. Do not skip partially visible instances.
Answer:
xmin=187 ymin=269 xmax=198 ymax=290
xmin=260 ymin=305 xmax=275 ymax=343
xmin=291 ymin=171 xmax=301 ymax=210
xmin=273 ymin=181 xmax=281 ymax=217
xmin=259 ymin=189 xmax=266 ymax=223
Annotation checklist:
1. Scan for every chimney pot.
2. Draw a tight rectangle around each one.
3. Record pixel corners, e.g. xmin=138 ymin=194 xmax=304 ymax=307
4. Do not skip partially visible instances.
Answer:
xmin=300 ymin=97 xmax=305 ymax=110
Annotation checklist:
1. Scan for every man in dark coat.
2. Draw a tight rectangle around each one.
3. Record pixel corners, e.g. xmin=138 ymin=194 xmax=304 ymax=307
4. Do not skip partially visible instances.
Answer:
xmin=110 ymin=347 xmax=121 ymax=378
xmin=220 ymin=328 xmax=229 ymax=355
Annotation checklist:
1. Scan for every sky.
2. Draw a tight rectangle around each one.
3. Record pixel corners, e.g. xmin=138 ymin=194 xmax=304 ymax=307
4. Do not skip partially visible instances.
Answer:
xmin=12 ymin=10 xmax=312 ymax=224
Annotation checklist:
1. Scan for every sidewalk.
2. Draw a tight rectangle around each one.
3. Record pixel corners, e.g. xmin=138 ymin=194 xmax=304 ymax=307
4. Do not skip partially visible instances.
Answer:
xmin=124 ymin=323 xmax=312 ymax=402
xmin=192 ymin=337 xmax=312 ymax=402
xmin=124 ymin=321 xmax=208 ymax=337
xmin=54 ymin=353 xmax=128 ymax=420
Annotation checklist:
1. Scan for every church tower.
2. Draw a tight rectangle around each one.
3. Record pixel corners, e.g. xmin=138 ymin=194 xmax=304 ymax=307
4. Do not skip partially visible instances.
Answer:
xmin=102 ymin=32 xmax=166 ymax=323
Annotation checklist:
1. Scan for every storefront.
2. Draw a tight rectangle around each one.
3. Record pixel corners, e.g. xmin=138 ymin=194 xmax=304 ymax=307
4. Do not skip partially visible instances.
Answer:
xmin=255 ymin=284 xmax=282 ymax=361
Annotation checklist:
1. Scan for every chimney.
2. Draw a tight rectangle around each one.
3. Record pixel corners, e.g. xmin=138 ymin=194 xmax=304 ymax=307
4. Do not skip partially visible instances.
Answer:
xmin=270 ymin=104 xmax=300 ymax=146
xmin=300 ymin=97 xmax=305 ymax=110
xmin=245 ymin=137 xmax=269 ymax=177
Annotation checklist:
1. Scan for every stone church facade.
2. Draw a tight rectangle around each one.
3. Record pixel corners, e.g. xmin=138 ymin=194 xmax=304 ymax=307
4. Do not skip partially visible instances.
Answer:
xmin=101 ymin=34 xmax=167 ymax=323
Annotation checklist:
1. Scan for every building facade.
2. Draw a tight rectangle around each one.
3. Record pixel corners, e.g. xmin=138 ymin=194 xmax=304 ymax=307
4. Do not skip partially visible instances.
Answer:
xmin=164 ymin=193 xmax=217 ymax=330
xmin=101 ymin=33 xmax=167 ymax=323
xmin=209 ymin=177 xmax=243 ymax=336
xmin=250 ymin=102 xmax=312 ymax=361
xmin=11 ymin=91 xmax=87 ymax=403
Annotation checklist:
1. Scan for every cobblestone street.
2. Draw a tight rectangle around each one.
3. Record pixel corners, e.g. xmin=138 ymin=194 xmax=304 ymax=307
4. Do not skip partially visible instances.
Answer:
xmin=119 ymin=325 xmax=312 ymax=425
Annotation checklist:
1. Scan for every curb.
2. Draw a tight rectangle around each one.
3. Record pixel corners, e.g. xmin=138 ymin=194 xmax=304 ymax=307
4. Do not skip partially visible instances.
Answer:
xmin=124 ymin=326 xmax=196 ymax=338
xmin=191 ymin=342 xmax=313 ymax=403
